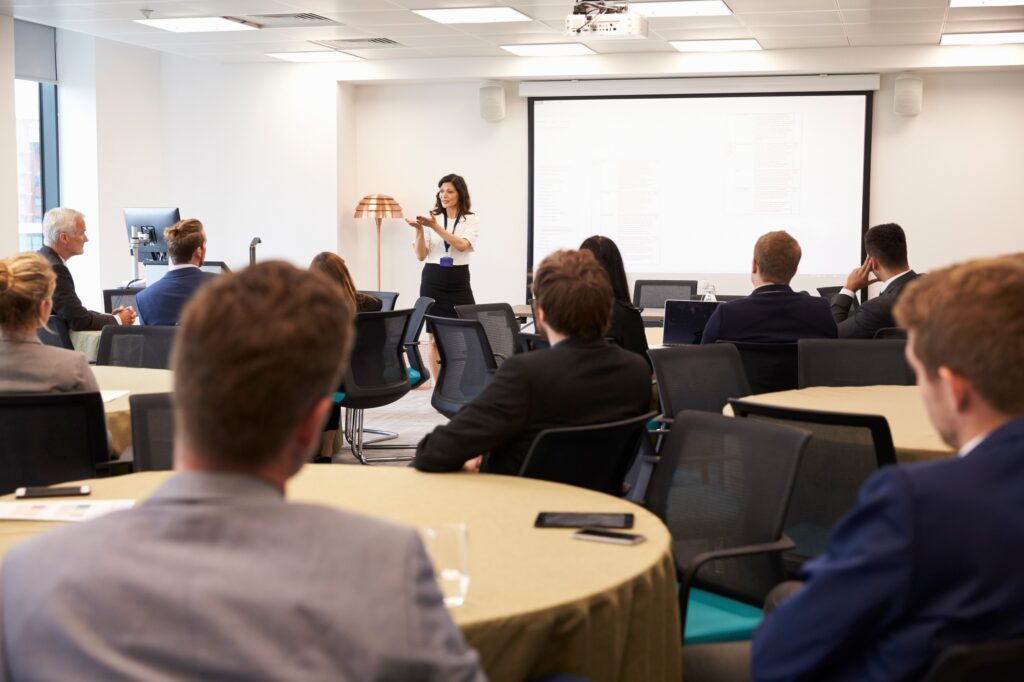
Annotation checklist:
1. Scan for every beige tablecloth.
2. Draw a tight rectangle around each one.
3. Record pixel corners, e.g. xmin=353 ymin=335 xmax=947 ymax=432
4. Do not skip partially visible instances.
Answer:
xmin=0 ymin=467 xmax=681 ymax=682
xmin=725 ymin=385 xmax=954 ymax=463
xmin=94 ymin=366 xmax=174 ymax=455
xmin=70 ymin=330 xmax=102 ymax=363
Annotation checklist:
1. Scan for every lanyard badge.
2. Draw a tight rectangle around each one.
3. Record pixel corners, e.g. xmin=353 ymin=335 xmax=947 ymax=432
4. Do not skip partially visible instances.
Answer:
xmin=440 ymin=213 xmax=461 ymax=267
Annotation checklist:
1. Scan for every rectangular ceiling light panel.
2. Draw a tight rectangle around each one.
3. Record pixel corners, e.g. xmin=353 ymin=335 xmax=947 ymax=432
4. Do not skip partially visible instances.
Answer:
xmin=670 ymin=39 xmax=762 ymax=52
xmin=940 ymin=31 xmax=1024 ymax=44
xmin=413 ymin=7 xmax=531 ymax=24
xmin=134 ymin=17 xmax=257 ymax=32
xmin=501 ymin=43 xmax=596 ymax=56
xmin=266 ymin=51 xmax=364 ymax=62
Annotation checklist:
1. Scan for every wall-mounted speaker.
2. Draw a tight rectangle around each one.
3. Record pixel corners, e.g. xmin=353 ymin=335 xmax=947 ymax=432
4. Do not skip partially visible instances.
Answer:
xmin=480 ymin=82 xmax=506 ymax=122
xmin=893 ymin=74 xmax=923 ymax=116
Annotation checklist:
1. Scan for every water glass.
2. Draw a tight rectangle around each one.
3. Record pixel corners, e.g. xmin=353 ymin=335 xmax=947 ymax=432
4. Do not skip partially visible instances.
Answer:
xmin=423 ymin=522 xmax=470 ymax=607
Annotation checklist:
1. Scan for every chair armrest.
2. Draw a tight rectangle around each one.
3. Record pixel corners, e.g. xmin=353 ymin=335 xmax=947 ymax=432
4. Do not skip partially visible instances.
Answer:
xmin=679 ymin=535 xmax=796 ymax=603
xmin=493 ymin=352 xmax=507 ymax=361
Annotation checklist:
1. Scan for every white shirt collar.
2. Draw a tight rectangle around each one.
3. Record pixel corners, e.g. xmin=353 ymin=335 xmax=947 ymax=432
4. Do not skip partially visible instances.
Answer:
xmin=879 ymin=269 xmax=912 ymax=294
xmin=168 ymin=262 xmax=199 ymax=272
xmin=958 ymin=431 xmax=989 ymax=458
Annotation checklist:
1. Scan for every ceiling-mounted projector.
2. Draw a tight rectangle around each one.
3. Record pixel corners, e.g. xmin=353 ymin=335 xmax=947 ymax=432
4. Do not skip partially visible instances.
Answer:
xmin=566 ymin=1 xmax=648 ymax=39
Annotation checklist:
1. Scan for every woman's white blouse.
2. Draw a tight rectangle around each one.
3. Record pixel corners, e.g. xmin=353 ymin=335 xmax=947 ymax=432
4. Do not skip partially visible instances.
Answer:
xmin=416 ymin=213 xmax=480 ymax=266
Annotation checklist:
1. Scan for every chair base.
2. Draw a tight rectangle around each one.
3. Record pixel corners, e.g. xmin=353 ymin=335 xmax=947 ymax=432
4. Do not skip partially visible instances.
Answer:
xmin=343 ymin=409 xmax=415 ymax=465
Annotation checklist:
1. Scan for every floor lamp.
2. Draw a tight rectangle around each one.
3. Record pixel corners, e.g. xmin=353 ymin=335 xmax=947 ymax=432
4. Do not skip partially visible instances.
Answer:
xmin=354 ymin=194 xmax=403 ymax=290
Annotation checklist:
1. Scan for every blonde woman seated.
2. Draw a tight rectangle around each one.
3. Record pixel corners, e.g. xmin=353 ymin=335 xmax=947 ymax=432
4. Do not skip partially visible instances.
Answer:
xmin=0 ymin=252 xmax=99 ymax=393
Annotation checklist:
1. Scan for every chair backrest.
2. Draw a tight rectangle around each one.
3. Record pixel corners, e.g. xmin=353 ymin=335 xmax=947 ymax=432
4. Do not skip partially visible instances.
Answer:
xmin=925 ymin=637 xmax=1024 ymax=682
xmin=632 ymin=279 xmax=698 ymax=310
xmin=103 ymin=287 xmax=145 ymax=314
xmin=341 ymin=310 xmax=412 ymax=408
xmin=874 ymin=327 xmax=908 ymax=340
xmin=646 ymin=411 xmax=809 ymax=604
xmin=454 ymin=303 xmax=520 ymax=360
xmin=718 ymin=341 xmax=799 ymax=394
xmin=519 ymin=411 xmax=658 ymax=496
xmin=817 ymin=285 xmax=859 ymax=311
xmin=649 ymin=345 xmax=751 ymax=416
xmin=358 ymin=290 xmax=398 ymax=311
xmin=798 ymin=338 xmax=915 ymax=388
xmin=404 ymin=297 xmax=434 ymax=389
xmin=129 ymin=392 xmax=175 ymax=471
xmin=0 ymin=392 xmax=109 ymax=494
xmin=96 ymin=326 xmax=177 ymax=369
xmin=37 ymin=315 xmax=73 ymax=350
xmin=428 ymin=315 xmax=498 ymax=419
xmin=729 ymin=399 xmax=897 ymax=565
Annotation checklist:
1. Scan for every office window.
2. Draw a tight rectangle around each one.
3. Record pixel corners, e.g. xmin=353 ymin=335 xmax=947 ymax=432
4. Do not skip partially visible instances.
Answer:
xmin=15 ymin=79 xmax=59 ymax=252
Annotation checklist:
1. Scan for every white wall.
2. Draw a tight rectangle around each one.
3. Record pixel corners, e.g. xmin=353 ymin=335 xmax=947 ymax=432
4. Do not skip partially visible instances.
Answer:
xmin=160 ymin=56 xmax=339 ymax=272
xmin=346 ymin=72 xmax=1024 ymax=302
xmin=0 ymin=16 xmax=20 ymax=257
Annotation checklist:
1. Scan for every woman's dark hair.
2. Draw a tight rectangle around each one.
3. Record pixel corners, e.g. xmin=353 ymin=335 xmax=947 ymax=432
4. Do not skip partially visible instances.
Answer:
xmin=430 ymin=173 xmax=473 ymax=217
xmin=580 ymin=235 xmax=631 ymax=305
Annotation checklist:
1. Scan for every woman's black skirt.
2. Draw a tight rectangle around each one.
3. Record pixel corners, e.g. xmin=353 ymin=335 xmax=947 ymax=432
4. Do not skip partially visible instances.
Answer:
xmin=420 ymin=263 xmax=475 ymax=319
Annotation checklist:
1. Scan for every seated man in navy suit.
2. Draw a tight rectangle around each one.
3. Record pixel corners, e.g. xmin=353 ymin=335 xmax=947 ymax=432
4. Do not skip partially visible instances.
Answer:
xmin=701 ymin=230 xmax=837 ymax=344
xmin=136 ymin=219 xmax=217 ymax=325
xmin=752 ymin=254 xmax=1024 ymax=681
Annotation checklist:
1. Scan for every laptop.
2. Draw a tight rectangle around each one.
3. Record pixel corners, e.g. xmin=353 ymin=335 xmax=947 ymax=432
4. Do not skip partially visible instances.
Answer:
xmin=663 ymin=299 xmax=721 ymax=345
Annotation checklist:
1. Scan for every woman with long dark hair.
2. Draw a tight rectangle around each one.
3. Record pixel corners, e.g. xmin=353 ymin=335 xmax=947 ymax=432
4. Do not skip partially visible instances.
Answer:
xmin=309 ymin=252 xmax=381 ymax=313
xmin=580 ymin=235 xmax=649 ymax=364
xmin=407 ymin=173 xmax=479 ymax=318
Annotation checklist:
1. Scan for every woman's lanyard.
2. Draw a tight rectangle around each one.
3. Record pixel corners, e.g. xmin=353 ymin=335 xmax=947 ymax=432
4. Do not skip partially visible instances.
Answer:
xmin=442 ymin=213 xmax=461 ymax=254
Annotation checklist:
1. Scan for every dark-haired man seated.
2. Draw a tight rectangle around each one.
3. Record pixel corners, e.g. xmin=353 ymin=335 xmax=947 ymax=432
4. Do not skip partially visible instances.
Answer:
xmin=701 ymin=230 xmax=837 ymax=345
xmin=832 ymin=222 xmax=920 ymax=339
xmin=413 ymin=249 xmax=651 ymax=475
xmin=0 ymin=262 xmax=484 ymax=681
xmin=752 ymin=254 xmax=1024 ymax=681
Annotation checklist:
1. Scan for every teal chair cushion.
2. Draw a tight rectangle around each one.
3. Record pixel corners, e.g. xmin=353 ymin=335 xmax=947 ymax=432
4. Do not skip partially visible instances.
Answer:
xmin=646 ymin=418 xmax=661 ymax=431
xmin=684 ymin=588 xmax=764 ymax=645
xmin=407 ymin=368 xmax=422 ymax=386
xmin=332 ymin=392 xmax=346 ymax=404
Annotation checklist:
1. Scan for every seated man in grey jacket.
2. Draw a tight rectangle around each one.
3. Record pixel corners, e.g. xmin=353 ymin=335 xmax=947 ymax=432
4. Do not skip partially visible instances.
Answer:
xmin=0 ymin=262 xmax=484 ymax=682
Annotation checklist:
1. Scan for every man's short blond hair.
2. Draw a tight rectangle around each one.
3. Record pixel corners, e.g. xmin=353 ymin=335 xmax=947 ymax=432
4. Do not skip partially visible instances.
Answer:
xmin=895 ymin=254 xmax=1024 ymax=415
xmin=171 ymin=261 xmax=354 ymax=467
xmin=754 ymin=231 xmax=801 ymax=284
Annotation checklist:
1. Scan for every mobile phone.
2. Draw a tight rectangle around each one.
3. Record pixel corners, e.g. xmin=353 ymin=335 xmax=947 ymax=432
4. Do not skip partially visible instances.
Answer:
xmin=535 ymin=512 xmax=635 ymax=529
xmin=572 ymin=528 xmax=646 ymax=545
xmin=14 ymin=485 xmax=91 ymax=499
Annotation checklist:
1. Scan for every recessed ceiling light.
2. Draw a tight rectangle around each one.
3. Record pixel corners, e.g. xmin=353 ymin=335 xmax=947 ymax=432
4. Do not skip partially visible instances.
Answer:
xmin=940 ymin=31 xmax=1024 ymax=45
xmin=631 ymin=1 xmax=732 ymax=17
xmin=500 ymin=43 xmax=596 ymax=57
xmin=949 ymin=1 xmax=1024 ymax=7
xmin=412 ymin=7 xmax=531 ymax=24
xmin=134 ymin=17 xmax=258 ymax=32
xmin=266 ymin=51 xmax=364 ymax=63
xmin=670 ymin=39 xmax=762 ymax=52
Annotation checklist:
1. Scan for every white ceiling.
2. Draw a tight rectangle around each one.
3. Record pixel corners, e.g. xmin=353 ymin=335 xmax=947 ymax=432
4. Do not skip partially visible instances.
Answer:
xmin=3 ymin=0 xmax=1024 ymax=65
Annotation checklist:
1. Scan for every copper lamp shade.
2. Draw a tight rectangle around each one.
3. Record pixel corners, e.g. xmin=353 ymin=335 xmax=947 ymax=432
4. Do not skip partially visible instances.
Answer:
xmin=354 ymin=194 xmax=403 ymax=290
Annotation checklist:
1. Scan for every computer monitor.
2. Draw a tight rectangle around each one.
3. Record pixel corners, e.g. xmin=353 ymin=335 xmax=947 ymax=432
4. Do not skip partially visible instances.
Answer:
xmin=124 ymin=207 xmax=180 ymax=265
xmin=663 ymin=300 xmax=721 ymax=345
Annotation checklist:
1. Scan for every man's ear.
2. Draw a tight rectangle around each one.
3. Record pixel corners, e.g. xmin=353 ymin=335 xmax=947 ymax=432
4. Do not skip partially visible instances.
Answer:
xmin=937 ymin=366 xmax=971 ymax=413
xmin=294 ymin=396 xmax=333 ymax=457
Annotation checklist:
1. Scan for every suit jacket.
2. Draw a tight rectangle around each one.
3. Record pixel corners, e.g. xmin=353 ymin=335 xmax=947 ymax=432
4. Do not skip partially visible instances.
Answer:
xmin=414 ymin=338 xmax=651 ymax=475
xmin=136 ymin=266 xmax=218 ymax=326
xmin=832 ymin=271 xmax=920 ymax=339
xmin=752 ymin=419 xmax=1024 ymax=682
xmin=0 ymin=472 xmax=484 ymax=682
xmin=37 ymin=245 xmax=118 ymax=331
xmin=0 ymin=338 xmax=99 ymax=393
xmin=606 ymin=299 xmax=650 ymax=369
xmin=701 ymin=284 xmax=838 ymax=344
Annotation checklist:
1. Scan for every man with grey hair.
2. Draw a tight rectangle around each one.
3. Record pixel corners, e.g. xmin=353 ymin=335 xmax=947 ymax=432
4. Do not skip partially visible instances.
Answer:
xmin=38 ymin=207 xmax=134 ymax=330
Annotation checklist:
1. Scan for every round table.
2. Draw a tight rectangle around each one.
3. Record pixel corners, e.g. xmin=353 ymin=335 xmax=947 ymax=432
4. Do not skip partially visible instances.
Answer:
xmin=0 ymin=467 xmax=681 ymax=682
xmin=724 ymin=385 xmax=954 ymax=463
xmin=94 ymin=366 xmax=174 ymax=455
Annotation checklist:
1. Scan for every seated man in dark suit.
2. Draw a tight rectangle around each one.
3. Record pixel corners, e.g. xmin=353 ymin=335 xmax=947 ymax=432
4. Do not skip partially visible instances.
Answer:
xmin=37 ymin=207 xmax=135 ymax=330
xmin=136 ymin=218 xmax=218 ymax=325
xmin=701 ymin=230 xmax=837 ymax=344
xmin=752 ymin=254 xmax=1024 ymax=681
xmin=0 ymin=262 xmax=484 ymax=681
xmin=414 ymin=249 xmax=651 ymax=475
xmin=831 ymin=222 xmax=920 ymax=339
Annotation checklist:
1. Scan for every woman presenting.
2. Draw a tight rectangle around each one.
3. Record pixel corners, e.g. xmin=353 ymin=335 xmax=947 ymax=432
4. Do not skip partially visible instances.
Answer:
xmin=407 ymin=173 xmax=479 ymax=318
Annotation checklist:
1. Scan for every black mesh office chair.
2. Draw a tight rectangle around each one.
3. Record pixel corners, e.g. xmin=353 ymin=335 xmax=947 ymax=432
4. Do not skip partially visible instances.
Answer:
xmin=455 ymin=303 xmax=520 ymax=363
xmin=817 ymin=285 xmax=859 ymax=311
xmin=729 ymin=399 xmax=897 ymax=574
xmin=339 ymin=310 xmax=412 ymax=464
xmin=925 ymin=637 xmax=1024 ymax=682
xmin=518 ymin=411 xmax=657 ymax=496
xmin=650 ymin=345 xmax=751 ymax=418
xmin=646 ymin=411 xmax=810 ymax=645
xmin=874 ymin=327 xmax=908 ymax=340
xmin=689 ymin=294 xmax=746 ymax=302
xmin=129 ymin=392 xmax=175 ymax=471
xmin=96 ymin=326 xmax=177 ymax=369
xmin=358 ymin=290 xmax=398 ymax=311
xmin=718 ymin=341 xmax=799 ymax=394
xmin=428 ymin=316 xmax=499 ymax=419
xmin=37 ymin=315 xmax=73 ymax=350
xmin=404 ymin=297 xmax=434 ymax=389
xmin=632 ymin=280 xmax=699 ymax=311
xmin=798 ymin=338 xmax=915 ymax=388
xmin=0 ymin=392 xmax=110 ymax=495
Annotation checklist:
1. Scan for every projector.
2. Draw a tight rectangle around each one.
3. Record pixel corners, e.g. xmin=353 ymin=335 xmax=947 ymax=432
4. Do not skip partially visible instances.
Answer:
xmin=565 ymin=1 xmax=648 ymax=39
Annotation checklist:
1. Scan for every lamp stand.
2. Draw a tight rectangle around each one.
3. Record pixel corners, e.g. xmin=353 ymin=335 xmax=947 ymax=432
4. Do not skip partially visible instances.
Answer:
xmin=375 ymin=217 xmax=382 ymax=290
